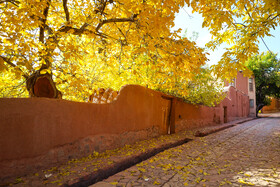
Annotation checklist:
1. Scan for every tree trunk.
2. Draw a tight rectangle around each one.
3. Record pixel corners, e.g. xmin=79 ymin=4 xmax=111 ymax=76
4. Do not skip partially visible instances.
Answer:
xmin=256 ymin=103 xmax=265 ymax=118
xmin=26 ymin=70 xmax=62 ymax=99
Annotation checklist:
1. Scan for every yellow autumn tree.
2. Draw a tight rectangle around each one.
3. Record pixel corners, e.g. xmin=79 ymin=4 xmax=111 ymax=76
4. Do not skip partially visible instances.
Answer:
xmin=0 ymin=0 xmax=208 ymax=100
xmin=54 ymin=37 xmax=213 ymax=103
xmin=190 ymin=0 xmax=280 ymax=79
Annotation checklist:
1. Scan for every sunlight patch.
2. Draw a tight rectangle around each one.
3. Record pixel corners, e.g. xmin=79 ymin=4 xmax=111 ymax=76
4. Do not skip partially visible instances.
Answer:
xmin=234 ymin=169 xmax=280 ymax=186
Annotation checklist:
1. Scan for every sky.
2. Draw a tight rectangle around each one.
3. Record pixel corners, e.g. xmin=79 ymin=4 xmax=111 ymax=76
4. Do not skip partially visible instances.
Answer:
xmin=173 ymin=6 xmax=280 ymax=66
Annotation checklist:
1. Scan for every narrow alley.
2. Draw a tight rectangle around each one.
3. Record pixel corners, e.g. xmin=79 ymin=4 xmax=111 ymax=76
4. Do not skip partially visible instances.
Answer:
xmin=92 ymin=113 xmax=280 ymax=187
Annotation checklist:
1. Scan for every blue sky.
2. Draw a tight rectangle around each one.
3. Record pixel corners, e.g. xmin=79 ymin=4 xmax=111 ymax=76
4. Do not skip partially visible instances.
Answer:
xmin=173 ymin=6 xmax=280 ymax=65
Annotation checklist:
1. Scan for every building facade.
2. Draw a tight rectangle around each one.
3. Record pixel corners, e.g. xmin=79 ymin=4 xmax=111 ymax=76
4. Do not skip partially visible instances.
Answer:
xmin=224 ymin=71 xmax=256 ymax=117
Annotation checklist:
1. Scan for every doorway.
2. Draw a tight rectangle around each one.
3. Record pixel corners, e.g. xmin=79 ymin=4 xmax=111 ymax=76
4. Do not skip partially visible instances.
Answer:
xmin=162 ymin=96 xmax=175 ymax=134
xmin=224 ymin=106 xmax=228 ymax=123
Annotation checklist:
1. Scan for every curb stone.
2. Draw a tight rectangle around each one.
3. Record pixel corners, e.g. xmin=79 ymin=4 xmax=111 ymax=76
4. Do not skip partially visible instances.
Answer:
xmin=194 ymin=117 xmax=256 ymax=137
xmin=64 ymin=138 xmax=192 ymax=187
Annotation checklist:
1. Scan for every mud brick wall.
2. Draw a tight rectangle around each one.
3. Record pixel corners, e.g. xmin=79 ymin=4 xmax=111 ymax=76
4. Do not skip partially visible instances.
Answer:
xmin=0 ymin=84 xmax=249 ymax=181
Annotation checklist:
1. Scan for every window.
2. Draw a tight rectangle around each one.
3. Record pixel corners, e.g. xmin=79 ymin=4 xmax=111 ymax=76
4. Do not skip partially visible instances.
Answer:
xmin=250 ymin=99 xmax=254 ymax=108
xmin=249 ymin=78 xmax=253 ymax=92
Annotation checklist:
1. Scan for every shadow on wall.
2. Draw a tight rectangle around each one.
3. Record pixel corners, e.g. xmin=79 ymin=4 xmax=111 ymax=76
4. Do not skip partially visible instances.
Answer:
xmin=0 ymin=84 xmax=249 ymax=182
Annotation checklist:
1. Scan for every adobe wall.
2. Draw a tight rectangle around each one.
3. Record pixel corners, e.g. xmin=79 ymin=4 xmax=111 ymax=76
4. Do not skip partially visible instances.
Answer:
xmin=0 ymin=85 xmax=170 ymax=181
xmin=175 ymin=101 xmax=219 ymax=132
xmin=224 ymin=71 xmax=249 ymax=95
xmin=174 ymin=86 xmax=249 ymax=132
xmin=219 ymin=86 xmax=249 ymax=122
xmin=262 ymin=98 xmax=280 ymax=113
xmin=0 ymin=84 xmax=250 ymax=182
xmin=235 ymin=71 xmax=249 ymax=95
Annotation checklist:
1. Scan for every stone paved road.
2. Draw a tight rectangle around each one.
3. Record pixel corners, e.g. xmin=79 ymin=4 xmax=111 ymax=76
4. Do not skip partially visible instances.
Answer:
xmin=91 ymin=113 xmax=280 ymax=187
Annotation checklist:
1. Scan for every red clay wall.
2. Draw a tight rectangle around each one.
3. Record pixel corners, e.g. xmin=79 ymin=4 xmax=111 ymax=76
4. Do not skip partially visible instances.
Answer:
xmin=0 ymin=85 xmax=171 ymax=180
xmin=219 ymin=86 xmax=249 ymax=122
xmin=174 ymin=86 xmax=249 ymax=132
xmin=175 ymin=101 xmax=218 ymax=132
xmin=224 ymin=71 xmax=249 ymax=95
xmin=262 ymin=98 xmax=280 ymax=113
xmin=0 ymin=84 xmax=250 ymax=182
xmin=235 ymin=71 xmax=249 ymax=95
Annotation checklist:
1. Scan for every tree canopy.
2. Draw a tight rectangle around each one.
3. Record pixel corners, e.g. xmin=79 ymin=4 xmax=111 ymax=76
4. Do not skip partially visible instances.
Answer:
xmin=246 ymin=52 xmax=280 ymax=115
xmin=0 ymin=0 xmax=223 ymax=105
xmin=1 ymin=0 xmax=280 ymax=106
xmin=191 ymin=0 xmax=280 ymax=79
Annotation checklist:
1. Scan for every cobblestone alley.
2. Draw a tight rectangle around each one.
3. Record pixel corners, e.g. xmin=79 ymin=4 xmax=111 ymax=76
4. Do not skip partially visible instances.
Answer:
xmin=92 ymin=113 xmax=280 ymax=187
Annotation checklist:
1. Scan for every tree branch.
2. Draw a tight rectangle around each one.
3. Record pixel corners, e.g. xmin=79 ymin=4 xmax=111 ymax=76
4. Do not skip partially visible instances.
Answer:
xmin=0 ymin=0 xmax=19 ymax=6
xmin=115 ymin=24 xmax=127 ymax=42
xmin=0 ymin=55 xmax=28 ymax=79
xmin=39 ymin=0 xmax=51 ymax=43
xmin=79 ymin=20 xmax=90 ymax=31
xmin=244 ymin=5 xmax=273 ymax=54
xmin=63 ymin=0 xmax=70 ymax=22
xmin=0 ymin=55 xmax=16 ymax=67
xmin=263 ymin=14 xmax=280 ymax=27
xmin=58 ymin=0 xmax=129 ymax=38
xmin=58 ymin=25 xmax=95 ymax=35
xmin=76 ymin=0 xmax=109 ymax=32
xmin=96 ymin=0 xmax=108 ymax=15
xmin=233 ymin=22 xmax=247 ymax=27
xmin=95 ymin=15 xmax=137 ymax=32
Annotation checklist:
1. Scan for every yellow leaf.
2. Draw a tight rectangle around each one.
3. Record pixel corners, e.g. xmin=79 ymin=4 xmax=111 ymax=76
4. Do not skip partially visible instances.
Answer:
xmin=238 ymin=179 xmax=254 ymax=186
xmin=40 ymin=69 xmax=48 ymax=74
xmin=153 ymin=180 xmax=161 ymax=185
xmin=195 ymin=177 xmax=201 ymax=183
xmin=244 ymin=173 xmax=251 ymax=177
xmin=220 ymin=181 xmax=226 ymax=186
xmin=138 ymin=168 xmax=146 ymax=172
